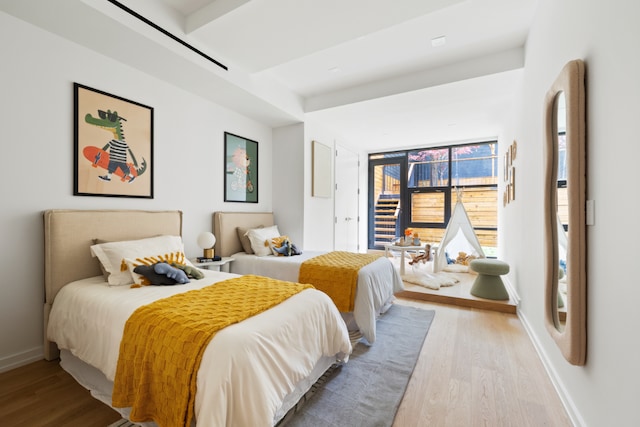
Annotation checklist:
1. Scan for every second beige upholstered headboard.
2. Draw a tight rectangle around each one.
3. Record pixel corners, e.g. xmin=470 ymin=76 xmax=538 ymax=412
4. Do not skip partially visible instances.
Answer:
xmin=213 ymin=212 xmax=274 ymax=257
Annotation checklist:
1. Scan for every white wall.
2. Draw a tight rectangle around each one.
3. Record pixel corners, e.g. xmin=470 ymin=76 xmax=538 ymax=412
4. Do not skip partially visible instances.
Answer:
xmin=272 ymin=121 xmax=348 ymax=252
xmin=302 ymin=120 xmax=339 ymax=251
xmin=495 ymin=76 xmax=521 ymax=298
xmin=510 ymin=1 xmax=640 ymax=425
xmin=272 ymin=123 xmax=305 ymax=245
xmin=0 ymin=12 xmax=273 ymax=371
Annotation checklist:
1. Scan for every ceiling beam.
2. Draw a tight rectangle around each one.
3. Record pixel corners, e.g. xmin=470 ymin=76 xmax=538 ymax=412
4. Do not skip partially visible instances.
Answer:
xmin=186 ymin=0 xmax=251 ymax=33
xmin=304 ymin=47 xmax=525 ymax=112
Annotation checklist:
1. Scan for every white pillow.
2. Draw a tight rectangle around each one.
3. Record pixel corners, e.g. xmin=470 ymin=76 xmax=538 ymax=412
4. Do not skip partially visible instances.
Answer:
xmin=245 ymin=225 xmax=280 ymax=257
xmin=90 ymin=235 xmax=190 ymax=286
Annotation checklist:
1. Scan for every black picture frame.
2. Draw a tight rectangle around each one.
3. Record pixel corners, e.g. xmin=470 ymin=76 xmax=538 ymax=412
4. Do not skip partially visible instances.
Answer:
xmin=74 ymin=83 xmax=154 ymax=198
xmin=224 ymin=132 xmax=258 ymax=203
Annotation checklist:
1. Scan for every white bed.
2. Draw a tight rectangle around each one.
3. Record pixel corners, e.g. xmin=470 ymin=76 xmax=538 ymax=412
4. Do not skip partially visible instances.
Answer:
xmin=213 ymin=211 xmax=404 ymax=344
xmin=43 ymin=209 xmax=352 ymax=427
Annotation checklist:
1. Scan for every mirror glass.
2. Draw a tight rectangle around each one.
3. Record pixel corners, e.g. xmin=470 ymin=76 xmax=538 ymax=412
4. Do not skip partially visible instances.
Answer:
xmin=543 ymin=59 xmax=586 ymax=365
xmin=555 ymin=91 xmax=567 ymax=332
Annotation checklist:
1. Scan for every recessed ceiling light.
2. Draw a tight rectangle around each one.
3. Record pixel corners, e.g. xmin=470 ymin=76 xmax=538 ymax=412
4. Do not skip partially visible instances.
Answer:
xmin=431 ymin=36 xmax=446 ymax=47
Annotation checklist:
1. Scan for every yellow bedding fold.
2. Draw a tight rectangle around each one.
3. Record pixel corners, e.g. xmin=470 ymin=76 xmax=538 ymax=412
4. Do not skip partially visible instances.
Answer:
xmin=112 ymin=275 xmax=312 ymax=427
xmin=299 ymin=251 xmax=381 ymax=312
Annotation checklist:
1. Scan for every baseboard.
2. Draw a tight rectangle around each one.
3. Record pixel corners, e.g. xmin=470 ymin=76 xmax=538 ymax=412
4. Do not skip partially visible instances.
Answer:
xmin=0 ymin=347 xmax=44 ymax=373
xmin=517 ymin=309 xmax=585 ymax=427
xmin=503 ymin=276 xmax=521 ymax=306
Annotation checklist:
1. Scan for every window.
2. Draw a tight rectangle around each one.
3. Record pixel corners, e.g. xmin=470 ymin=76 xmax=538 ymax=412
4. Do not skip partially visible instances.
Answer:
xmin=408 ymin=148 xmax=449 ymax=188
xmin=452 ymin=144 xmax=498 ymax=186
xmin=369 ymin=141 xmax=498 ymax=256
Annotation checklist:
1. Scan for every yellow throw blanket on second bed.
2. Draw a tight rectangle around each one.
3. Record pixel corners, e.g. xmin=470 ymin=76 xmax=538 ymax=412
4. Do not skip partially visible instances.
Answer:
xmin=112 ymin=275 xmax=312 ymax=427
xmin=298 ymin=251 xmax=381 ymax=312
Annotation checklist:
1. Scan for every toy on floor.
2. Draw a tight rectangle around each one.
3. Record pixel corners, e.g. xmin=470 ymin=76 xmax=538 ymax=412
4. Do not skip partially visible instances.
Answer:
xmin=455 ymin=251 xmax=478 ymax=265
xmin=409 ymin=244 xmax=432 ymax=265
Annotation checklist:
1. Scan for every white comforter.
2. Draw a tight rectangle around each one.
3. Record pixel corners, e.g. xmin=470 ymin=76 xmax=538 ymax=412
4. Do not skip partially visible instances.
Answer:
xmin=47 ymin=270 xmax=351 ymax=427
xmin=229 ymin=251 xmax=404 ymax=343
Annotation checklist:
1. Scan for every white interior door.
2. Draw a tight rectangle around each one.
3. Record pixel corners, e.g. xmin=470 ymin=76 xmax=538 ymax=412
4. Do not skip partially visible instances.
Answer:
xmin=334 ymin=145 xmax=359 ymax=252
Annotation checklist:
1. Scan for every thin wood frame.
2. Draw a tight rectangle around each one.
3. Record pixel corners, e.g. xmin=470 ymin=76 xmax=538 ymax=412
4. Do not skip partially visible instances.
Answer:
xmin=543 ymin=59 xmax=587 ymax=365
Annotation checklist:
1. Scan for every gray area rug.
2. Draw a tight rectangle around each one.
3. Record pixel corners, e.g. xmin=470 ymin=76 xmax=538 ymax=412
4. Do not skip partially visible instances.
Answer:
xmin=108 ymin=304 xmax=434 ymax=427
xmin=279 ymin=304 xmax=435 ymax=427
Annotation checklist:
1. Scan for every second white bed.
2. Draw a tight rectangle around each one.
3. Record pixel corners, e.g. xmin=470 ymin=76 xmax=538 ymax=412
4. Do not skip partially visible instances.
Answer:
xmin=229 ymin=250 xmax=404 ymax=344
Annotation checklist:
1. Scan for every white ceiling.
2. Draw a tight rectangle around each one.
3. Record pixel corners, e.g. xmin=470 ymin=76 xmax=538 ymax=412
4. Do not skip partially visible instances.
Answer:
xmin=1 ymin=0 xmax=537 ymax=151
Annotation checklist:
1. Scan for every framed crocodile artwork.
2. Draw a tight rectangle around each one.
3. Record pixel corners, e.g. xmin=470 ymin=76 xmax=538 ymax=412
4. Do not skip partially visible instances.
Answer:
xmin=74 ymin=83 xmax=154 ymax=198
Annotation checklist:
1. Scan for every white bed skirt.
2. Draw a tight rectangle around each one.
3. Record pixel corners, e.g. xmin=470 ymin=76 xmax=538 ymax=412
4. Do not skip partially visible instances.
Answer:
xmin=60 ymin=349 xmax=337 ymax=426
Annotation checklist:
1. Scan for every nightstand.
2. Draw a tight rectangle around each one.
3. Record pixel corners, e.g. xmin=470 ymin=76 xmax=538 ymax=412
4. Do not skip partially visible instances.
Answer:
xmin=190 ymin=257 xmax=235 ymax=273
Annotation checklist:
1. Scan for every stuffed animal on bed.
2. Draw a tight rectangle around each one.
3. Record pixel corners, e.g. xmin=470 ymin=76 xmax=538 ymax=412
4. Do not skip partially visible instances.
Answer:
xmin=133 ymin=263 xmax=185 ymax=286
xmin=132 ymin=262 xmax=192 ymax=286
xmin=154 ymin=262 xmax=190 ymax=283
xmin=171 ymin=262 xmax=205 ymax=280
xmin=270 ymin=236 xmax=302 ymax=257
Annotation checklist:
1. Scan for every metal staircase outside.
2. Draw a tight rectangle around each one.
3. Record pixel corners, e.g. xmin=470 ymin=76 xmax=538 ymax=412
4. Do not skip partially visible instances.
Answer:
xmin=374 ymin=195 xmax=400 ymax=247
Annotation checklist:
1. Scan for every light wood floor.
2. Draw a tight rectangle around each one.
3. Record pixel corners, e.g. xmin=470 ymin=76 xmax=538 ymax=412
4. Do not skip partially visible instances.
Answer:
xmin=0 ymin=298 xmax=572 ymax=427
xmin=393 ymin=297 xmax=572 ymax=426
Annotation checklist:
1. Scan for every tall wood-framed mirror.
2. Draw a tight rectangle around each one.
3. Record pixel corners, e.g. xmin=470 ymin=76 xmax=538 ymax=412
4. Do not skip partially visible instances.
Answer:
xmin=543 ymin=59 xmax=587 ymax=365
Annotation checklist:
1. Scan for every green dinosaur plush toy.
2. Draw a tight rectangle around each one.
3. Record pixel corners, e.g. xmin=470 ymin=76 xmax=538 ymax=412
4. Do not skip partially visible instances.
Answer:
xmin=172 ymin=262 xmax=205 ymax=280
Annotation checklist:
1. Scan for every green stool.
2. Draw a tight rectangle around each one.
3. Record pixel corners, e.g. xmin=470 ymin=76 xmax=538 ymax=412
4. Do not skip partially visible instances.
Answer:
xmin=469 ymin=259 xmax=510 ymax=300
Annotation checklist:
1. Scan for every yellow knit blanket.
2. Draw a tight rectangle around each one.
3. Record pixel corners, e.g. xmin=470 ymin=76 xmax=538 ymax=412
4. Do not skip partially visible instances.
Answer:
xmin=112 ymin=275 xmax=312 ymax=427
xmin=298 ymin=251 xmax=381 ymax=312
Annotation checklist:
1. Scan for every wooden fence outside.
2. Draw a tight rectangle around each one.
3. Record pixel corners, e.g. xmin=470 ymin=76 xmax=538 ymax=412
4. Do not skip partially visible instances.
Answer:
xmin=398 ymin=187 xmax=498 ymax=249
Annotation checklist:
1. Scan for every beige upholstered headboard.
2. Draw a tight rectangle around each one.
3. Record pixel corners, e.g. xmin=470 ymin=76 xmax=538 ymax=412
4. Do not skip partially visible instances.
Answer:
xmin=43 ymin=209 xmax=183 ymax=360
xmin=213 ymin=212 xmax=274 ymax=257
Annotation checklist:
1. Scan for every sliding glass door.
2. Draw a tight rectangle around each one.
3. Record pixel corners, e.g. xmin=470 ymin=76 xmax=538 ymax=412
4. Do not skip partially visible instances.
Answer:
xmin=368 ymin=154 xmax=406 ymax=249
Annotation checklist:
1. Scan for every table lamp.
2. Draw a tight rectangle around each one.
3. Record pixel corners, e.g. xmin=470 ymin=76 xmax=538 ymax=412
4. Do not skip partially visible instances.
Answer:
xmin=197 ymin=231 xmax=216 ymax=258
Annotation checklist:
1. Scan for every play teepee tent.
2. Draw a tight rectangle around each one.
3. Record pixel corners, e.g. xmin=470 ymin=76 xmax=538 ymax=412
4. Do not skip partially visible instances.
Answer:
xmin=434 ymin=194 xmax=485 ymax=272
